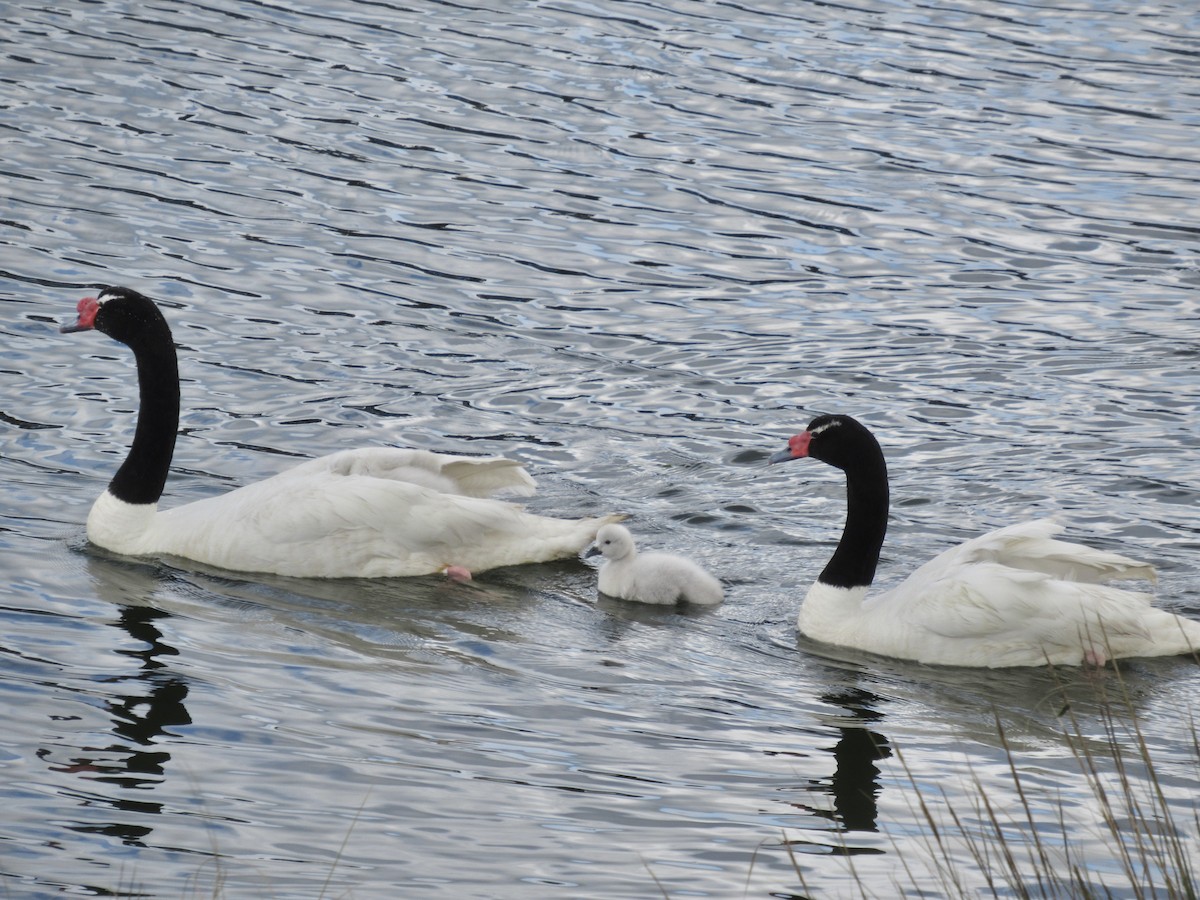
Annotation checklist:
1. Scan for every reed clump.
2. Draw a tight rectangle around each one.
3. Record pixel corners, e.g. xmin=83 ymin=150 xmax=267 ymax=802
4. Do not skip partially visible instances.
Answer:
xmin=783 ymin=665 xmax=1199 ymax=899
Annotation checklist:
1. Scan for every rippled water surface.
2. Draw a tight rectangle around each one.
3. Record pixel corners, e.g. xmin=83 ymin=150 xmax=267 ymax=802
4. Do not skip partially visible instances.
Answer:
xmin=3 ymin=0 xmax=1200 ymax=896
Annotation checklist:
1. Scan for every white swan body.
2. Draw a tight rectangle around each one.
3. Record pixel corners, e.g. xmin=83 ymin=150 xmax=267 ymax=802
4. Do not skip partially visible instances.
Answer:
xmin=771 ymin=415 xmax=1200 ymax=667
xmin=593 ymin=524 xmax=723 ymax=606
xmin=64 ymin=288 xmax=620 ymax=579
xmin=798 ymin=519 xmax=1195 ymax=667
xmin=86 ymin=448 xmax=608 ymax=578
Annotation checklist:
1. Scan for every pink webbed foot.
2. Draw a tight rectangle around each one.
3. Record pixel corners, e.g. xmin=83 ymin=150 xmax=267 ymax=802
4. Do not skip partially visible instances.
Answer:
xmin=1084 ymin=647 xmax=1108 ymax=667
xmin=441 ymin=565 xmax=473 ymax=583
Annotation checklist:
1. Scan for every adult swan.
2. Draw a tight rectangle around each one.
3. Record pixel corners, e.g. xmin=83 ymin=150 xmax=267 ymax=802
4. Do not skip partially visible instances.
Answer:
xmin=62 ymin=287 xmax=620 ymax=579
xmin=769 ymin=413 xmax=1200 ymax=667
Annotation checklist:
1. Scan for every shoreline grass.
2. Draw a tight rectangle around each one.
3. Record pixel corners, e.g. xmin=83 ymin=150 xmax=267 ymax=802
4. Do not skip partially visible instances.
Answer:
xmin=776 ymin=666 xmax=1200 ymax=899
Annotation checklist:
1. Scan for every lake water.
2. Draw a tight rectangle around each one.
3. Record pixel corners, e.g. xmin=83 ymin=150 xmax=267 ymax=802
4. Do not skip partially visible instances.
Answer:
xmin=3 ymin=0 xmax=1199 ymax=895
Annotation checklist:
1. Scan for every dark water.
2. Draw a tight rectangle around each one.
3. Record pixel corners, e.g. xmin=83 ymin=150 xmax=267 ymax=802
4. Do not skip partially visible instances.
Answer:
xmin=3 ymin=0 xmax=1199 ymax=896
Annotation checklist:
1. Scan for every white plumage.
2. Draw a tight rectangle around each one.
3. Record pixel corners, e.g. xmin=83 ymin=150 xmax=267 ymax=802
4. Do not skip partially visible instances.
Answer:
xmin=593 ymin=524 xmax=723 ymax=606
xmin=64 ymin=288 xmax=620 ymax=579
xmin=798 ymin=519 xmax=1196 ymax=667
xmin=87 ymin=448 xmax=615 ymax=578
xmin=771 ymin=414 xmax=1200 ymax=667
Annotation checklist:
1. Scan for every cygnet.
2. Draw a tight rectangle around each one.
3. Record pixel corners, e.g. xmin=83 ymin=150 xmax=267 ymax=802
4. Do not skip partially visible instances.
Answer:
xmin=592 ymin=523 xmax=723 ymax=606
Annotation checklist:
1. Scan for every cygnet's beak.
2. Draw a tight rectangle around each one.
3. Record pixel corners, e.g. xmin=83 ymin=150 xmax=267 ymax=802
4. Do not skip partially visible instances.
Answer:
xmin=584 ymin=544 xmax=602 ymax=559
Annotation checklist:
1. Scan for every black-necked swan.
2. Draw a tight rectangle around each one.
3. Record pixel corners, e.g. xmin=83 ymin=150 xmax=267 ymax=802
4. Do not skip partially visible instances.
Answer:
xmin=768 ymin=413 xmax=1200 ymax=667
xmin=592 ymin=523 xmax=723 ymax=606
xmin=61 ymin=286 xmax=621 ymax=579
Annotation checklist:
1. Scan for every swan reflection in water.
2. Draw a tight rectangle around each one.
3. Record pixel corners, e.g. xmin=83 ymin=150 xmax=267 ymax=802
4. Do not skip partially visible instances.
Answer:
xmin=773 ymin=687 xmax=891 ymax=854
xmin=818 ymin=689 xmax=891 ymax=834
xmin=39 ymin=562 xmax=191 ymax=847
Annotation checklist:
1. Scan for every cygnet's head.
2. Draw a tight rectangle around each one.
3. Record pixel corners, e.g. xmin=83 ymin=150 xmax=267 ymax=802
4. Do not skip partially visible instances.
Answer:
xmin=594 ymin=523 xmax=636 ymax=561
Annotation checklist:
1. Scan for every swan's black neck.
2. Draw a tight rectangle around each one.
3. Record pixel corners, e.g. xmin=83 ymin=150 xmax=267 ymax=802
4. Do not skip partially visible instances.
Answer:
xmin=822 ymin=452 xmax=888 ymax=589
xmin=809 ymin=417 xmax=889 ymax=590
xmin=96 ymin=291 xmax=180 ymax=506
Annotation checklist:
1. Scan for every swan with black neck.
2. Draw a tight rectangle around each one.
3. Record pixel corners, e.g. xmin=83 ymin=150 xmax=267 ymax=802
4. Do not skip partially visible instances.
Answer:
xmin=61 ymin=287 xmax=621 ymax=578
xmin=769 ymin=413 xmax=1200 ymax=667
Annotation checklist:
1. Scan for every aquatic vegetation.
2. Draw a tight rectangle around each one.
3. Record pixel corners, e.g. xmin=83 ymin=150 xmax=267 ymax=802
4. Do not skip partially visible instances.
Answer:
xmin=778 ymin=668 xmax=1200 ymax=898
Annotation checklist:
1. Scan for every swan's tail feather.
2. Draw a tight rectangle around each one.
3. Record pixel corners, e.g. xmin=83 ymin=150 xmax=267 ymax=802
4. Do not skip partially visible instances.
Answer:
xmin=561 ymin=513 xmax=626 ymax=552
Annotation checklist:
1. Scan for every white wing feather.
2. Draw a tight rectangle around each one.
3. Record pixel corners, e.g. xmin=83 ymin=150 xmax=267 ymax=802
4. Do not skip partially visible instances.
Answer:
xmin=275 ymin=447 xmax=537 ymax=497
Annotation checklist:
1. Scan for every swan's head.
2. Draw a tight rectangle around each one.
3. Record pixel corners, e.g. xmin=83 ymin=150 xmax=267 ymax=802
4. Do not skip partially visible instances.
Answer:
xmin=593 ymin=523 xmax=636 ymax=561
xmin=61 ymin=287 xmax=170 ymax=345
xmin=768 ymin=414 xmax=877 ymax=471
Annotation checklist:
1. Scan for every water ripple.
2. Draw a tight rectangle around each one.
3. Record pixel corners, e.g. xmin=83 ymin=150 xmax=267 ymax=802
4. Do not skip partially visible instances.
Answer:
xmin=2 ymin=0 xmax=1199 ymax=895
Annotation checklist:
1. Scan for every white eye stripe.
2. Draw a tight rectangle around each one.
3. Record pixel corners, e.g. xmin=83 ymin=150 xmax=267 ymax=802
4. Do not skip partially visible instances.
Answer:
xmin=810 ymin=420 xmax=842 ymax=436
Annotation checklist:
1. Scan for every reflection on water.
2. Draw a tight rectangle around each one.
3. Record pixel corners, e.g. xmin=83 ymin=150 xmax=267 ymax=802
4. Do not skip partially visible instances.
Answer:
xmin=775 ymin=686 xmax=892 ymax=857
xmin=2 ymin=0 xmax=1199 ymax=895
xmin=37 ymin=570 xmax=191 ymax=850
xmin=820 ymin=689 xmax=891 ymax=836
